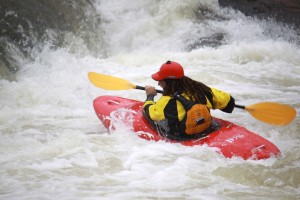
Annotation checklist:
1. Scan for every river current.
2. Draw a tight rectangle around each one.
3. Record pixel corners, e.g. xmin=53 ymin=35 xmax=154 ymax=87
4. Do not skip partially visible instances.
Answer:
xmin=0 ymin=0 xmax=299 ymax=199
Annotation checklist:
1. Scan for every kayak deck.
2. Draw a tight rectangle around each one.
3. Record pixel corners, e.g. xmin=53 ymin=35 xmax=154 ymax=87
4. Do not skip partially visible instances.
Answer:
xmin=93 ymin=95 xmax=281 ymax=160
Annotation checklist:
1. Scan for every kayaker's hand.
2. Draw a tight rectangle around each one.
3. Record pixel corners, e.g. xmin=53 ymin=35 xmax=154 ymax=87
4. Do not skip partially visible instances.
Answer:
xmin=145 ymin=85 xmax=157 ymax=96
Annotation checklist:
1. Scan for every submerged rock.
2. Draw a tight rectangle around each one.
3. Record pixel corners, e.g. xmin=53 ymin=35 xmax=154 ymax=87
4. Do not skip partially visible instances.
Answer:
xmin=219 ymin=0 xmax=300 ymax=29
xmin=0 ymin=0 xmax=105 ymax=80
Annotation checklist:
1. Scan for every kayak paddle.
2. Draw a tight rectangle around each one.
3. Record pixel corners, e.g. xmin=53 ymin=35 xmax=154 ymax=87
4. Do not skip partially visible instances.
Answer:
xmin=234 ymin=103 xmax=296 ymax=126
xmin=88 ymin=72 xmax=296 ymax=126
xmin=88 ymin=72 xmax=163 ymax=93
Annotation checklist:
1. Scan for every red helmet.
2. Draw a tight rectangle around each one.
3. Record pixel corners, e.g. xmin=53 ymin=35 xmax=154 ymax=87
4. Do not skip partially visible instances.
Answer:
xmin=152 ymin=61 xmax=184 ymax=81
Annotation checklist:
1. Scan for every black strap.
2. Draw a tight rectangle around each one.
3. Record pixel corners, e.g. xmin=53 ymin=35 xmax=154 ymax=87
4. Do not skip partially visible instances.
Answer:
xmin=173 ymin=92 xmax=195 ymax=110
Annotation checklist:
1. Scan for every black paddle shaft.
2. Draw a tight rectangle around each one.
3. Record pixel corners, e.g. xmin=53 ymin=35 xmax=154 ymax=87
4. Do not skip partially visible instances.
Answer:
xmin=234 ymin=104 xmax=246 ymax=109
xmin=136 ymin=85 xmax=163 ymax=93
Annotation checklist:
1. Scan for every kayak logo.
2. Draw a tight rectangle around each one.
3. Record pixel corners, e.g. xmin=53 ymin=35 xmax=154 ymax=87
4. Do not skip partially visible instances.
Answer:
xmin=138 ymin=132 xmax=154 ymax=140
xmin=226 ymin=134 xmax=245 ymax=143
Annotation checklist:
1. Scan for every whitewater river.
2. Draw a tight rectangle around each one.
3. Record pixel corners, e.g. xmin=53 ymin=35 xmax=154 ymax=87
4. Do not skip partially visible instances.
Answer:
xmin=0 ymin=0 xmax=299 ymax=199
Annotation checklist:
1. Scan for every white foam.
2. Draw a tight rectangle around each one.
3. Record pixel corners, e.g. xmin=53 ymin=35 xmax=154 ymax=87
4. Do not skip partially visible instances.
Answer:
xmin=1 ymin=0 xmax=299 ymax=199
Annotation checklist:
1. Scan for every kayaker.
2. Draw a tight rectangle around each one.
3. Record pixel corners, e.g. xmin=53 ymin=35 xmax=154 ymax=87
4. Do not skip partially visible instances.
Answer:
xmin=143 ymin=60 xmax=235 ymax=141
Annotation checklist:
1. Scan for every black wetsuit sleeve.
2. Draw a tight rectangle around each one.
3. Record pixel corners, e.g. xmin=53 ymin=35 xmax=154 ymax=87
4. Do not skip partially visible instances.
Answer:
xmin=146 ymin=94 xmax=155 ymax=101
xmin=221 ymin=96 xmax=235 ymax=113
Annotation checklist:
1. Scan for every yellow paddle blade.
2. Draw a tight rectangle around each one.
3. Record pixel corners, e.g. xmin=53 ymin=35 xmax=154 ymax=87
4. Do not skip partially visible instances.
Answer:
xmin=245 ymin=102 xmax=297 ymax=126
xmin=88 ymin=72 xmax=137 ymax=90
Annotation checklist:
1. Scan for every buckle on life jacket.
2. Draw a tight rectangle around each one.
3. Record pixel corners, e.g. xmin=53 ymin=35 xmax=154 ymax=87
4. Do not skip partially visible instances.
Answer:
xmin=196 ymin=117 xmax=205 ymax=125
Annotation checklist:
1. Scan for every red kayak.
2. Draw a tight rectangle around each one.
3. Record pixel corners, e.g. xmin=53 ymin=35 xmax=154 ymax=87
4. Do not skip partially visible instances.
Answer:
xmin=93 ymin=95 xmax=281 ymax=160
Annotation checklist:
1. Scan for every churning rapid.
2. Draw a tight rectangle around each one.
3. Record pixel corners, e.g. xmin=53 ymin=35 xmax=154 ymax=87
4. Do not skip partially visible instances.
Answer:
xmin=0 ymin=0 xmax=299 ymax=199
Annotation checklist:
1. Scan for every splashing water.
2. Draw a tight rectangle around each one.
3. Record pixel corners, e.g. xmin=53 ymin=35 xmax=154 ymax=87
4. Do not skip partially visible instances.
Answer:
xmin=0 ymin=0 xmax=299 ymax=199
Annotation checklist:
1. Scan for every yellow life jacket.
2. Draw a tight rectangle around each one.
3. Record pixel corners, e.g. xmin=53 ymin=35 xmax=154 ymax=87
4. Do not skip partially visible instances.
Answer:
xmin=143 ymin=87 xmax=234 ymax=139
